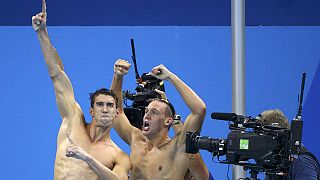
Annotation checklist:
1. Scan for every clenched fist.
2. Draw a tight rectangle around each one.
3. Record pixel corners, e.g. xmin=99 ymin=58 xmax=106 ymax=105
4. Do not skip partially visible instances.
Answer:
xmin=114 ymin=59 xmax=131 ymax=76
xmin=150 ymin=64 xmax=173 ymax=81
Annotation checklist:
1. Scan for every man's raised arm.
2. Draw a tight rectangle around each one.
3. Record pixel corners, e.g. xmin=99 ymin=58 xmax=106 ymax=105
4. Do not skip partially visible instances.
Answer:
xmin=32 ymin=0 xmax=76 ymax=122
xmin=150 ymin=64 xmax=206 ymax=142
xmin=110 ymin=59 xmax=135 ymax=145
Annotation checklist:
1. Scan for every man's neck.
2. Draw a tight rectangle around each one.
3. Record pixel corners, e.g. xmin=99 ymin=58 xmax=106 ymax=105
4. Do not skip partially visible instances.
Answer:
xmin=148 ymin=130 xmax=171 ymax=148
xmin=87 ymin=122 xmax=111 ymax=143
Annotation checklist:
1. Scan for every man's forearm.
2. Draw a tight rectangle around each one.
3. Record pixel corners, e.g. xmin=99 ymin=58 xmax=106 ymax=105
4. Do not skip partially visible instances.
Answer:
xmin=85 ymin=156 xmax=119 ymax=180
xmin=189 ymin=153 xmax=209 ymax=180
xmin=110 ymin=74 xmax=124 ymax=110
xmin=168 ymin=73 xmax=206 ymax=115
xmin=110 ymin=74 xmax=133 ymax=145
xmin=37 ymin=30 xmax=64 ymax=77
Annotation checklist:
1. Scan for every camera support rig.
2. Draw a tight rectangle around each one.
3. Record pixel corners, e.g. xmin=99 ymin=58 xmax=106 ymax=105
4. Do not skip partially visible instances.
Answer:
xmin=123 ymin=39 xmax=165 ymax=129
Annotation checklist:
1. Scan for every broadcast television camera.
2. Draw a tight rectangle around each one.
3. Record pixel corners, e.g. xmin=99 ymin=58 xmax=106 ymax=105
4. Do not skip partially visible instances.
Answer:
xmin=186 ymin=113 xmax=291 ymax=175
xmin=123 ymin=39 xmax=165 ymax=129
xmin=186 ymin=73 xmax=306 ymax=178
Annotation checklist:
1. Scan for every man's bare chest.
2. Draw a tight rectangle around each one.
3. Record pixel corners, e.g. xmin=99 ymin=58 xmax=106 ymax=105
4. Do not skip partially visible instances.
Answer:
xmin=87 ymin=143 xmax=118 ymax=169
xmin=130 ymin=140 xmax=175 ymax=171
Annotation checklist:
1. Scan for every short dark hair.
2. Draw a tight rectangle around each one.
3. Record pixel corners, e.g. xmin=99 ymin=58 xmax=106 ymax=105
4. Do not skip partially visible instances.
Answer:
xmin=259 ymin=109 xmax=290 ymax=129
xmin=153 ymin=98 xmax=175 ymax=118
xmin=89 ymin=88 xmax=118 ymax=108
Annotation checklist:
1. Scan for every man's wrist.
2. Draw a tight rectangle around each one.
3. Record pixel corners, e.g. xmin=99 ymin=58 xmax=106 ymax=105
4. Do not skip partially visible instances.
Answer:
xmin=114 ymin=72 xmax=125 ymax=78
xmin=173 ymin=114 xmax=181 ymax=124
xmin=173 ymin=119 xmax=181 ymax=125
xmin=167 ymin=72 xmax=175 ymax=82
xmin=37 ymin=29 xmax=48 ymax=38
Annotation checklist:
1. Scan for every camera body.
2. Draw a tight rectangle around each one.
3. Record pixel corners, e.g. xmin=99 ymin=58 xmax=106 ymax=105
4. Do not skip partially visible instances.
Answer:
xmin=124 ymin=73 xmax=164 ymax=107
xmin=123 ymin=73 xmax=165 ymax=129
xmin=226 ymin=129 xmax=287 ymax=169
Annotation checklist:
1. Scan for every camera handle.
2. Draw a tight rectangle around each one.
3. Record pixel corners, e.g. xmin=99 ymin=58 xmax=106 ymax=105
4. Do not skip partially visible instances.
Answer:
xmin=242 ymin=167 xmax=260 ymax=180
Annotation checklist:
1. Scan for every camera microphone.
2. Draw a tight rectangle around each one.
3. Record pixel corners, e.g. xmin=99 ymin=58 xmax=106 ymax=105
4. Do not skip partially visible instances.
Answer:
xmin=211 ymin=112 xmax=237 ymax=121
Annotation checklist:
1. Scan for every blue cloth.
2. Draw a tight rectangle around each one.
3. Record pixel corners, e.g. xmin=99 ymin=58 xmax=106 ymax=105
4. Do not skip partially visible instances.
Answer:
xmin=265 ymin=154 xmax=319 ymax=180
xmin=287 ymin=154 xmax=319 ymax=180
xmin=208 ymin=171 xmax=214 ymax=180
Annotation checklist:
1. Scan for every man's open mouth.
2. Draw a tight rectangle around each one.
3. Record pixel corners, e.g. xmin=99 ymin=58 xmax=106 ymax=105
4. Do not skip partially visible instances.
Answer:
xmin=143 ymin=121 xmax=150 ymax=131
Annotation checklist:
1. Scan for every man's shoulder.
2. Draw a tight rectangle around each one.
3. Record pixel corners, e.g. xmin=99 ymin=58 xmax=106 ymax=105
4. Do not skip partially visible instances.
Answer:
xmin=159 ymin=136 xmax=187 ymax=157
xmin=115 ymin=148 xmax=130 ymax=160
xmin=61 ymin=102 xmax=85 ymax=125
xmin=113 ymin=147 xmax=131 ymax=168
xmin=294 ymin=154 xmax=319 ymax=167
xmin=107 ymin=139 xmax=129 ymax=158
xmin=162 ymin=135 xmax=180 ymax=148
xmin=289 ymin=153 xmax=320 ymax=180
xmin=130 ymin=128 xmax=147 ymax=142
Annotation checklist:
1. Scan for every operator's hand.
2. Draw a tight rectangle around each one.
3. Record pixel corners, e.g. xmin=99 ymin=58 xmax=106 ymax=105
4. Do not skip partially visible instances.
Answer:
xmin=155 ymin=89 xmax=168 ymax=101
xmin=32 ymin=0 xmax=47 ymax=32
xmin=65 ymin=133 xmax=89 ymax=161
xmin=114 ymin=59 xmax=131 ymax=76
xmin=150 ymin=64 xmax=172 ymax=80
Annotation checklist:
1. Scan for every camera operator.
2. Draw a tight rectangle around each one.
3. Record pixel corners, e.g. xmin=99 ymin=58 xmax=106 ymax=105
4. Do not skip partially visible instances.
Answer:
xmin=260 ymin=109 xmax=320 ymax=180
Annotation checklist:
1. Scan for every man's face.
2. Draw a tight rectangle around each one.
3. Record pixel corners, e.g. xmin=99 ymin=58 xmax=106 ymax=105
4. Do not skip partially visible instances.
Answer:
xmin=90 ymin=94 xmax=118 ymax=128
xmin=142 ymin=101 xmax=168 ymax=138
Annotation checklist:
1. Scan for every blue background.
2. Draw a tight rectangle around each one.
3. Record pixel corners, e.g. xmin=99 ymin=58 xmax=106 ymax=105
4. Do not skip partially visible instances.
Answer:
xmin=0 ymin=26 xmax=319 ymax=179
xmin=1 ymin=0 xmax=320 ymax=26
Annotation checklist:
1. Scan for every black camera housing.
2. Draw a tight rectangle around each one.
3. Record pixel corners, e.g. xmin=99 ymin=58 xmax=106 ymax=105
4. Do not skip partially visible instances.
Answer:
xmin=186 ymin=114 xmax=299 ymax=174
xmin=123 ymin=73 xmax=164 ymax=129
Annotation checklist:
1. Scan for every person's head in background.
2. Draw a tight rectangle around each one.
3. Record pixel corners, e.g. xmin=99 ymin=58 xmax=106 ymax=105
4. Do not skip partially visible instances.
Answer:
xmin=259 ymin=109 xmax=290 ymax=129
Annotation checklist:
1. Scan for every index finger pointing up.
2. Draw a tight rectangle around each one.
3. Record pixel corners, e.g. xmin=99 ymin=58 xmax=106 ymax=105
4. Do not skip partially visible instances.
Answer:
xmin=42 ymin=0 xmax=47 ymax=17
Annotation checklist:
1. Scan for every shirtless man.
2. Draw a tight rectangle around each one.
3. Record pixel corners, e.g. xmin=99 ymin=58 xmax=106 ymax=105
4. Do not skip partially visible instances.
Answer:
xmin=32 ymin=1 xmax=130 ymax=179
xmin=157 ymin=91 xmax=211 ymax=180
xmin=111 ymin=60 xmax=206 ymax=179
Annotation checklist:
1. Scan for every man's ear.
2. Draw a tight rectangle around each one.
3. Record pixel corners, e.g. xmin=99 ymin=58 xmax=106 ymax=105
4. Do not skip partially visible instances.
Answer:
xmin=164 ymin=117 xmax=173 ymax=127
xmin=90 ymin=108 xmax=94 ymax=117
xmin=115 ymin=108 xmax=120 ymax=117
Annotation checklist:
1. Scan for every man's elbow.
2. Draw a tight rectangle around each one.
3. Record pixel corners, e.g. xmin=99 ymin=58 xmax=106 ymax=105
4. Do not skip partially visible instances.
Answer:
xmin=195 ymin=102 xmax=206 ymax=117
xmin=49 ymin=72 xmax=58 ymax=80
xmin=49 ymin=67 xmax=64 ymax=80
